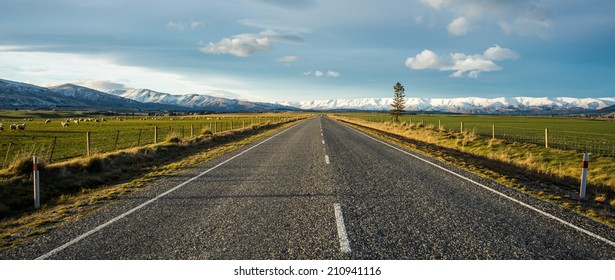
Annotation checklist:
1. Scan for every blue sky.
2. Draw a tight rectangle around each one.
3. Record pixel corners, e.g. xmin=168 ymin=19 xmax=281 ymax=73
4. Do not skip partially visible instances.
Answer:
xmin=1 ymin=0 xmax=614 ymax=102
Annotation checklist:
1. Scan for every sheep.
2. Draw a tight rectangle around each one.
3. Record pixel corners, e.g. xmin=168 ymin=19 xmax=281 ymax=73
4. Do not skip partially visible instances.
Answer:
xmin=61 ymin=121 xmax=70 ymax=128
xmin=10 ymin=124 xmax=17 ymax=131
xmin=17 ymin=123 xmax=26 ymax=131
xmin=73 ymin=119 xmax=80 ymax=125
xmin=0 ymin=124 xmax=3 ymax=131
xmin=45 ymin=119 xmax=51 ymax=124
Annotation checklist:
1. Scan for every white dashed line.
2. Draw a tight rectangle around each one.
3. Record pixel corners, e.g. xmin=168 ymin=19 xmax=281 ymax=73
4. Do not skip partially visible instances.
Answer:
xmin=322 ymin=140 xmax=325 ymax=145
xmin=325 ymin=155 xmax=330 ymax=164
xmin=334 ymin=203 xmax=351 ymax=254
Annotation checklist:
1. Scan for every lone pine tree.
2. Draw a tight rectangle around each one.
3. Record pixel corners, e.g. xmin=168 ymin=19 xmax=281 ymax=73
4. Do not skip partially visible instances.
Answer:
xmin=390 ymin=82 xmax=405 ymax=122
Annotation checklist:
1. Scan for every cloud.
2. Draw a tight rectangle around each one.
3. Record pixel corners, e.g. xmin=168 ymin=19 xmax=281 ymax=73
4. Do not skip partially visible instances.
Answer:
xmin=201 ymin=30 xmax=304 ymax=57
xmin=278 ymin=56 xmax=299 ymax=63
xmin=74 ymin=80 xmax=128 ymax=91
xmin=326 ymin=70 xmax=340 ymax=78
xmin=200 ymin=33 xmax=272 ymax=57
xmin=483 ymin=44 xmax=520 ymax=61
xmin=405 ymin=45 xmax=519 ymax=78
xmin=165 ymin=20 xmax=203 ymax=31
xmin=303 ymin=70 xmax=340 ymax=78
xmin=421 ymin=0 xmax=552 ymax=38
xmin=447 ymin=17 xmax=470 ymax=36
xmin=405 ymin=49 xmax=443 ymax=69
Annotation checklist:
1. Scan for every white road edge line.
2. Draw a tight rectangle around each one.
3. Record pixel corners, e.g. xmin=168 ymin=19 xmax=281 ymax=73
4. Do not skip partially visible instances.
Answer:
xmin=35 ymin=123 xmax=300 ymax=260
xmin=325 ymin=155 xmax=330 ymax=164
xmin=322 ymin=140 xmax=325 ymax=145
xmin=350 ymin=126 xmax=615 ymax=248
xmin=334 ymin=203 xmax=352 ymax=254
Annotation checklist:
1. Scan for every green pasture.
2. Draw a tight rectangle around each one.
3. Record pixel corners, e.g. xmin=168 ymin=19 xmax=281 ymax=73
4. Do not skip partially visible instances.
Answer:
xmin=337 ymin=113 xmax=615 ymax=156
xmin=0 ymin=111 xmax=298 ymax=166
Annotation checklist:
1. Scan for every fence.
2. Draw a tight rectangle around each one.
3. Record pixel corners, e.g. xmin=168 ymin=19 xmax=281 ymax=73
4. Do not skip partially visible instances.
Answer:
xmin=0 ymin=116 xmax=286 ymax=168
xmin=349 ymin=115 xmax=615 ymax=157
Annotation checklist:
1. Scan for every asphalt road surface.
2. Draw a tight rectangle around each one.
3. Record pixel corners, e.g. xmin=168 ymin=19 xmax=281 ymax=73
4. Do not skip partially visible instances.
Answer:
xmin=2 ymin=116 xmax=614 ymax=259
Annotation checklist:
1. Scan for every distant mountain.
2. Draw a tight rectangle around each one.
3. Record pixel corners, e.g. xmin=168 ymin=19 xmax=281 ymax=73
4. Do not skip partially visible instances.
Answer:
xmin=0 ymin=79 xmax=91 ymax=109
xmin=277 ymin=96 xmax=615 ymax=114
xmin=109 ymin=88 xmax=294 ymax=112
xmin=48 ymin=84 xmax=186 ymax=111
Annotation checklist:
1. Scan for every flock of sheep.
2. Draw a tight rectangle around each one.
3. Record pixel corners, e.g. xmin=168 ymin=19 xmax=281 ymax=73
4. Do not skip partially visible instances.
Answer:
xmin=0 ymin=123 xmax=26 ymax=131
xmin=0 ymin=117 xmax=107 ymax=131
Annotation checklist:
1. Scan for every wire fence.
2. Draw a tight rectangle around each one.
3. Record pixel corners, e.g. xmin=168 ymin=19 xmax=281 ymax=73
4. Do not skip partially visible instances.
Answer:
xmin=350 ymin=115 xmax=615 ymax=157
xmin=0 ymin=117 xmax=286 ymax=168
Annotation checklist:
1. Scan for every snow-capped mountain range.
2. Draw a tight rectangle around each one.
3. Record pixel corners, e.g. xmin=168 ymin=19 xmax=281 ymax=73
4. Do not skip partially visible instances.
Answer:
xmin=277 ymin=97 xmax=615 ymax=114
xmin=1 ymin=78 xmax=613 ymax=114
xmin=108 ymin=88 xmax=294 ymax=112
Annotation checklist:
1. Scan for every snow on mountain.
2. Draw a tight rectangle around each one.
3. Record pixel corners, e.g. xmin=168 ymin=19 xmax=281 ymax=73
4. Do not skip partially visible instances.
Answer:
xmin=277 ymin=96 xmax=615 ymax=113
xmin=110 ymin=88 xmax=294 ymax=112
xmin=0 ymin=78 xmax=90 ymax=108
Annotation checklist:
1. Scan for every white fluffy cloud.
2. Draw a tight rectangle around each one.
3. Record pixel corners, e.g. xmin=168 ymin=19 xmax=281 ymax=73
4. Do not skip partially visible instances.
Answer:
xmin=421 ymin=0 xmax=551 ymax=38
xmin=483 ymin=44 xmax=520 ymax=61
xmin=201 ymin=30 xmax=305 ymax=57
xmin=405 ymin=49 xmax=443 ymax=69
xmin=200 ymin=33 xmax=272 ymax=57
xmin=326 ymin=70 xmax=340 ymax=78
xmin=406 ymin=45 xmax=519 ymax=78
xmin=447 ymin=17 xmax=470 ymax=36
xmin=303 ymin=70 xmax=340 ymax=78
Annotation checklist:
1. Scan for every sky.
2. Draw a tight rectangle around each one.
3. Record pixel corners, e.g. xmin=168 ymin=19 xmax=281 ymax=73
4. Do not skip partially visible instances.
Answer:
xmin=0 ymin=0 xmax=614 ymax=102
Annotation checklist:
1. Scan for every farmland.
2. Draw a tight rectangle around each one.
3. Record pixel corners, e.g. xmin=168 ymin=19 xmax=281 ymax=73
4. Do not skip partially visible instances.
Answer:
xmin=337 ymin=113 xmax=615 ymax=156
xmin=0 ymin=111 xmax=302 ymax=167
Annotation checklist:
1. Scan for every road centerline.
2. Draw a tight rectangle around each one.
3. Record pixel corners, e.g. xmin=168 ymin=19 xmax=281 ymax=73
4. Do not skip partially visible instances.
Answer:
xmin=334 ymin=203 xmax=351 ymax=254
xmin=325 ymin=155 xmax=330 ymax=164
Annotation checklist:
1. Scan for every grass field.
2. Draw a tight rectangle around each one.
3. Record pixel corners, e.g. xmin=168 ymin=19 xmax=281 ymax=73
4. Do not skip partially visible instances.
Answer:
xmin=338 ymin=113 xmax=615 ymax=156
xmin=0 ymin=111 xmax=301 ymax=166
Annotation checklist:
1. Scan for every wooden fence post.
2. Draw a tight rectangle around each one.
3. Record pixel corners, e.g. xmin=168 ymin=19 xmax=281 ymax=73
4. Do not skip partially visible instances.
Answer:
xmin=86 ymin=131 xmax=91 ymax=156
xmin=460 ymin=122 xmax=464 ymax=134
xmin=137 ymin=129 xmax=142 ymax=146
xmin=545 ymin=128 xmax=549 ymax=148
xmin=48 ymin=137 xmax=57 ymax=163
xmin=114 ymin=130 xmax=120 ymax=150
xmin=492 ymin=124 xmax=495 ymax=139
xmin=190 ymin=124 xmax=194 ymax=137
xmin=154 ymin=126 xmax=158 ymax=144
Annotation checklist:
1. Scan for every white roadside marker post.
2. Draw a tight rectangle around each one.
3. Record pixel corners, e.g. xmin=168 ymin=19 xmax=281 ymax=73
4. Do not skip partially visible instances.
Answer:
xmin=33 ymin=155 xmax=40 ymax=209
xmin=580 ymin=153 xmax=589 ymax=199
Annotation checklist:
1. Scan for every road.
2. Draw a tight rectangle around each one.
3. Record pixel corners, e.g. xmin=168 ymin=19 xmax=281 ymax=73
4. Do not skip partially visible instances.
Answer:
xmin=2 ymin=116 xmax=614 ymax=259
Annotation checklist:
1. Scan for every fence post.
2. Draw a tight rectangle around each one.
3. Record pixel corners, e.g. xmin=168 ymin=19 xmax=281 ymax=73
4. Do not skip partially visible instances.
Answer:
xmin=4 ymin=142 xmax=11 ymax=168
xmin=154 ymin=126 xmax=158 ymax=144
xmin=137 ymin=129 xmax=142 ymax=146
xmin=86 ymin=131 xmax=91 ymax=156
xmin=492 ymin=124 xmax=495 ymax=139
xmin=579 ymin=153 xmax=589 ymax=198
xmin=460 ymin=122 xmax=464 ymax=134
xmin=545 ymin=128 xmax=549 ymax=148
xmin=438 ymin=120 xmax=441 ymax=130
xmin=191 ymin=124 xmax=194 ymax=137
xmin=114 ymin=130 xmax=120 ymax=150
xmin=48 ymin=137 xmax=57 ymax=163
xmin=33 ymin=155 xmax=40 ymax=209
